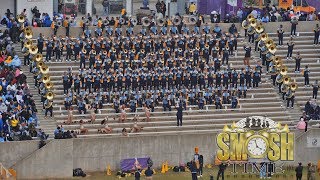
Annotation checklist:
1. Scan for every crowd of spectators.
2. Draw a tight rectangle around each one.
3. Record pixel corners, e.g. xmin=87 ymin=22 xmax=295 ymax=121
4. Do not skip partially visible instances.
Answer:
xmin=304 ymin=100 xmax=320 ymax=120
xmin=0 ymin=44 xmax=47 ymax=142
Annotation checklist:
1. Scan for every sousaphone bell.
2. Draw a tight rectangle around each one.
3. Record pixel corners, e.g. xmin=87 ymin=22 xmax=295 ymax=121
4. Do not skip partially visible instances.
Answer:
xmin=40 ymin=65 xmax=49 ymax=74
xmin=29 ymin=45 xmax=38 ymax=55
xmin=45 ymin=91 xmax=54 ymax=100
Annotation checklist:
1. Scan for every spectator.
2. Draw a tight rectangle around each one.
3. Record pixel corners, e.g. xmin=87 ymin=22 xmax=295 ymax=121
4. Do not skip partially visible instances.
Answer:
xmin=189 ymin=3 xmax=197 ymax=15
xmin=312 ymin=80 xmax=319 ymax=99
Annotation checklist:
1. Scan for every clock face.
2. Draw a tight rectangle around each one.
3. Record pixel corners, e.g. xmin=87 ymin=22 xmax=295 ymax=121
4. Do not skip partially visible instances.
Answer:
xmin=246 ymin=135 xmax=268 ymax=158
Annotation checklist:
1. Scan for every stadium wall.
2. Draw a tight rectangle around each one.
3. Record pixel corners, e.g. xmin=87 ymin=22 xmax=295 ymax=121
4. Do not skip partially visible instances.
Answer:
xmin=28 ymin=21 xmax=319 ymax=39
xmin=0 ymin=129 xmax=319 ymax=179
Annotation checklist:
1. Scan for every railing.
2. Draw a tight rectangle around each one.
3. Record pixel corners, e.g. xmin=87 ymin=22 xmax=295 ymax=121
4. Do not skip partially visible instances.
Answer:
xmin=0 ymin=163 xmax=15 ymax=179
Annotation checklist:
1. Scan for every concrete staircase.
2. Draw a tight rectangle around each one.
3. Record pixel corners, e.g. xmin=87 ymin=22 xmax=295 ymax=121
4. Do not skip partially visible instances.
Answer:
xmin=15 ymin=31 xmax=320 ymax=138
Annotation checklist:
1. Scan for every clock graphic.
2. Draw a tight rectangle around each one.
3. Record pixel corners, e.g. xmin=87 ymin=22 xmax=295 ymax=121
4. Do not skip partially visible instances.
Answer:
xmin=245 ymin=135 xmax=269 ymax=158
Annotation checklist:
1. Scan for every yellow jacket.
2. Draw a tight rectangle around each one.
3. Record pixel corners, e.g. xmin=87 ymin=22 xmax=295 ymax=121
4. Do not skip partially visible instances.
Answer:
xmin=11 ymin=119 xmax=19 ymax=127
xmin=189 ymin=4 xmax=197 ymax=13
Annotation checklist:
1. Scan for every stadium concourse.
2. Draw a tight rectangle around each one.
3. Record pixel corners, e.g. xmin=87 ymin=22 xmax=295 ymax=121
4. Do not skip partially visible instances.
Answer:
xmin=16 ymin=26 xmax=320 ymax=138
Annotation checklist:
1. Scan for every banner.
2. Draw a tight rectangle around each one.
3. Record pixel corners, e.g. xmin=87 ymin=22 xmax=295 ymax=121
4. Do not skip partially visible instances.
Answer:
xmin=227 ymin=0 xmax=237 ymax=6
xmin=120 ymin=157 xmax=150 ymax=171
xmin=307 ymin=137 xmax=320 ymax=147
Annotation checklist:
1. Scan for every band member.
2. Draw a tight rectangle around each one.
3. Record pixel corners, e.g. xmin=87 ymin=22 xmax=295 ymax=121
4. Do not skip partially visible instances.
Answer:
xmin=312 ymin=80 xmax=319 ymax=99
xmin=294 ymin=52 xmax=301 ymax=72
xmin=44 ymin=99 xmax=53 ymax=118
xmin=243 ymin=45 xmax=251 ymax=66
xmin=37 ymin=33 xmax=44 ymax=54
xmin=45 ymin=39 xmax=53 ymax=61
xmin=303 ymin=65 xmax=310 ymax=86
xmin=176 ymin=104 xmax=183 ymax=126
xmin=217 ymin=161 xmax=229 ymax=180
xmin=277 ymin=24 xmax=284 ymax=46
xmin=286 ymin=88 xmax=295 ymax=109
xmin=193 ymin=147 xmax=200 ymax=176
xmin=64 ymin=17 xmax=70 ymax=37
xmin=99 ymin=117 xmax=113 ymax=134
xmin=313 ymin=24 xmax=320 ymax=45
xmin=290 ymin=16 xmax=298 ymax=36
xmin=287 ymin=37 xmax=294 ymax=59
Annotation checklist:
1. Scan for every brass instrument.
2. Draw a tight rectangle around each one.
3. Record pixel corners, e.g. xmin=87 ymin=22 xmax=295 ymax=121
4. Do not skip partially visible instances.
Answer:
xmin=247 ymin=14 xmax=255 ymax=21
xmin=142 ymin=17 xmax=151 ymax=27
xmin=268 ymin=44 xmax=277 ymax=54
xmin=29 ymin=45 xmax=38 ymax=55
xmin=44 ymin=101 xmax=53 ymax=109
xmin=189 ymin=16 xmax=198 ymax=25
xmin=276 ymin=74 xmax=284 ymax=84
xmin=131 ymin=18 xmax=138 ymax=26
xmin=250 ymin=18 xmax=257 ymax=27
xmin=119 ymin=18 xmax=125 ymax=24
xmin=281 ymin=83 xmax=289 ymax=92
xmin=265 ymin=38 xmax=274 ymax=47
xmin=247 ymin=27 xmax=255 ymax=35
xmin=40 ymin=65 xmax=49 ymax=74
xmin=283 ymin=75 xmax=291 ymax=84
xmin=36 ymin=61 xmax=44 ymax=68
xmin=141 ymin=49 xmax=145 ymax=54
xmin=17 ymin=15 xmax=25 ymax=23
xmin=225 ymin=45 xmax=229 ymax=51
xmin=241 ymin=20 xmax=250 ymax=29
xmin=255 ymin=24 xmax=264 ymax=34
xmin=157 ymin=18 xmax=165 ymax=26
xmin=173 ymin=16 xmax=181 ymax=26
xmin=41 ymin=74 xmax=51 ymax=83
xmin=214 ymin=46 xmax=219 ymax=51
xmin=24 ymin=39 xmax=32 ymax=48
xmin=24 ymin=27 xmax=32 ymax=33
xmin=24 ymin=31 xmax=33 ymax=39
xmin=280 ymin=66 xmax=288 ymax=76
xmin=35 ymin=53 xmax=43 ymax=61
xmin=286 ymin=89 xmax=294 ymax=99
xmin=45 ymin=81 xmax=54 ymax=89
xmin=82 ymin=49 xmax=87 ymax=54
xmin=290 ymin=82 xmax=298 ymax=91
xmin=22 ymin=47 xmax=29 ymax=56
xmin=260 ymin=33 xmax=268 ymax=41
xmin=124 ymin=49 xmax=128 ymax=54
